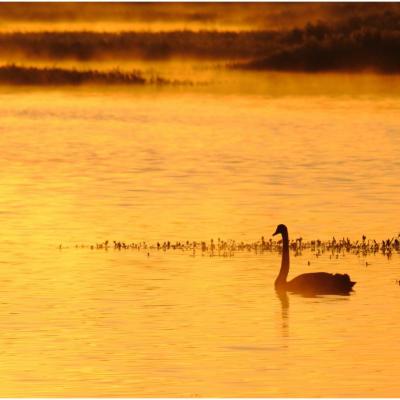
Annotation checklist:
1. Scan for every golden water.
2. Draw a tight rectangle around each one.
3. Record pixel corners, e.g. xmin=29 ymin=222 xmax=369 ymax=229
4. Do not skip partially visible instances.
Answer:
xmin=1 ymin=76 xmax=400 ymax=396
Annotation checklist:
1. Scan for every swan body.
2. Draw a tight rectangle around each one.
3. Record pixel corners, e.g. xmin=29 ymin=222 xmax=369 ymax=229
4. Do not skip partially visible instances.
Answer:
xmin=273 ymin=224 xmax=356 ymax=294
xmin=285 ymin=272 xmax=354 ymax=294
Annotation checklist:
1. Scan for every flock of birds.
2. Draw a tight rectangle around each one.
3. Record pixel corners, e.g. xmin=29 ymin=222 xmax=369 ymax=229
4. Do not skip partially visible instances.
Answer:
xmin=65 ymin=232 xmax=400 ymax=260
xmin=59 ymin=224 xmax=400 ymax=294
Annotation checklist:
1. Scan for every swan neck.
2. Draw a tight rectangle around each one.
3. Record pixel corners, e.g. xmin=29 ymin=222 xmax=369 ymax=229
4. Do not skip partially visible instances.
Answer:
xmin=275 ymin=231 xmax=290 ymax=287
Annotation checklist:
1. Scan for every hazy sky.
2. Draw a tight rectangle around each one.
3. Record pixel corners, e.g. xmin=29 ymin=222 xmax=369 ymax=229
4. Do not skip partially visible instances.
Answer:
xmin=0 ymin=3 xmax=399 ymax=31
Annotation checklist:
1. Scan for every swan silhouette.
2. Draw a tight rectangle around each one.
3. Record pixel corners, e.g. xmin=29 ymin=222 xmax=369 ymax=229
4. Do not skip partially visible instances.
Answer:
xmin=273 ymin=224 xmax=356 ymax=294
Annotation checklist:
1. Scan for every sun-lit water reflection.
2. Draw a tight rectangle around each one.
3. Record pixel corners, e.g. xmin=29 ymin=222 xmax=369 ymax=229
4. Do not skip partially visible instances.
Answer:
xmin=0 ymin=74 xmax=400 ymax=396
xmin=0 ymin=245 xmax=399 ymax=396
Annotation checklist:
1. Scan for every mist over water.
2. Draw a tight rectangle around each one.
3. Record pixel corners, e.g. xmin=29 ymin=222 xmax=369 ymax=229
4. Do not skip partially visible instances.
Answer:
xmin=1 ymin=77 xmax=400 ymax=244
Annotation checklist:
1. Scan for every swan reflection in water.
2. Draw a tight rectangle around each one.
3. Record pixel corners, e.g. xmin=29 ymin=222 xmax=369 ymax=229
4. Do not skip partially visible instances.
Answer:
xmin=275 ymin=285 xmax=354 ymax=341
xmin=276 ymin=289 xmax=289 ymax=337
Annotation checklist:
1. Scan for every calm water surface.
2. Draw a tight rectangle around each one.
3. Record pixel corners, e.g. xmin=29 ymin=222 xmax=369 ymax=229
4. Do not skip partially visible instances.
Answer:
xmin=0 ymin=75 xmax=399 ymax=396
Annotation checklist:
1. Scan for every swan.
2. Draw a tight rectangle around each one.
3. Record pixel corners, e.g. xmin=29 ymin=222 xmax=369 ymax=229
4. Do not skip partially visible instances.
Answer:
xmin=273 ymin=224 xmax=356 ymax=294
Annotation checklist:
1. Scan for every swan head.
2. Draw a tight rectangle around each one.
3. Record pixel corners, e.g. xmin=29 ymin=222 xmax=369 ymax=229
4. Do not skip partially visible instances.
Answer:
xmin=273 ymin=224 xmax=288 ymax=237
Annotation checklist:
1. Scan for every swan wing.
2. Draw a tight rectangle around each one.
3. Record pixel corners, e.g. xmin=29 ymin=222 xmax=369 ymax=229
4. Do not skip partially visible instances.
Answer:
xmin=286 ymin=272 xmax=355 ymax=294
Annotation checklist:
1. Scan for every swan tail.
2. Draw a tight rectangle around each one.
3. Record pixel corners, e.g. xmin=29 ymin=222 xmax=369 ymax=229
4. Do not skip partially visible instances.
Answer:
xmin=335 ymin=273 xmax=356 ymax=289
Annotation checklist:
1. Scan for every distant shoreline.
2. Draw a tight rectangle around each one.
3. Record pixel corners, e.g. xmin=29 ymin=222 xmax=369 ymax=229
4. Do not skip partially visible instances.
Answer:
xmin=0 ymin=64 xmax=194 ymax=86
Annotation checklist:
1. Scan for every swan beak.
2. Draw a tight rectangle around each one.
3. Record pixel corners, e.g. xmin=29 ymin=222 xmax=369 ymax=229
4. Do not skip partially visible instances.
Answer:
xmin=273 ymin=228 xmax=279 ymax=236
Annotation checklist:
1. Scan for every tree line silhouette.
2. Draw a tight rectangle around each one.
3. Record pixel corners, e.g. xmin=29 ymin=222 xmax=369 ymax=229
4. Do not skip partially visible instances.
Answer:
xmin=237 ymin=11 xmax=400 ymax=72
xmin=0 ymin=10 xmax=400 ymax=72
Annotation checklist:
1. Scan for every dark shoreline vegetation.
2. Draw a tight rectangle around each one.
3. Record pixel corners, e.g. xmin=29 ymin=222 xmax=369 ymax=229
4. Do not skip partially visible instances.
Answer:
xmin=63 ymin=235 xmax=400 ymax=260
xmin=0 ymin=30 xmax=280 ymax=61
xmin=0 ymin=65 xmax=193 ymax=86
xmin=1 ymin=10 xmax=400 ymax=72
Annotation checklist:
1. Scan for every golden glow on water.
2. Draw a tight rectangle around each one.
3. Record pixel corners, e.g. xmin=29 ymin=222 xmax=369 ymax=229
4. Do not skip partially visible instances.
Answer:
xmin=0 ymin=248 xmax=399 ymax=396
xmin=1 ymin=75 xmax=400 ymax=396
xmin=1 ymin=80 xmax=400 ymax=243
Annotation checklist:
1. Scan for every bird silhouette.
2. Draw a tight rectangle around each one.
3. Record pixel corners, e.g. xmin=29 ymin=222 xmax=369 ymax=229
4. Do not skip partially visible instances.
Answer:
xmin=273 ymin=224 xmax=356 ymax=295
